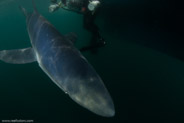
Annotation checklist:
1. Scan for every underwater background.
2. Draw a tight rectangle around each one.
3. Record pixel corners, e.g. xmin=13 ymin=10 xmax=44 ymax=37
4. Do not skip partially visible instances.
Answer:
xmin=0 ymin=0 xmax=184 ymax=122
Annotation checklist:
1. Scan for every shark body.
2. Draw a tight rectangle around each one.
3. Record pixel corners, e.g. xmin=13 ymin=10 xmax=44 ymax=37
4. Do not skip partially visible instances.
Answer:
xmin=0 ymin=4 xmax=115 ymax=117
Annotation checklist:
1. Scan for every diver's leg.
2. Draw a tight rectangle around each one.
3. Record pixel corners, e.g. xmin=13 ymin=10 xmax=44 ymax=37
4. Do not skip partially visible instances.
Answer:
xmin=51 ymin=0 xmax=57 ymax=3
xmin=80 ymin=12 xmax=106 ymax=53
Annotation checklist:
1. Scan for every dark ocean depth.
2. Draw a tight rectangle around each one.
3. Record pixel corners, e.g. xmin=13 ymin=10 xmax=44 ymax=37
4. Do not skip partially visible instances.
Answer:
xmin=0 ymin=0 xmax=184 ymax=123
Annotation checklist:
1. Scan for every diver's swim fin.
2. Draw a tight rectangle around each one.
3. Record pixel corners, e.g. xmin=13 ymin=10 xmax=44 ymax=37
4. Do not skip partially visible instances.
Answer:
xmin=0 ymin=47 xmax=36 ymax=64
xmin=80 ymin=40 xmax=106 ymax=52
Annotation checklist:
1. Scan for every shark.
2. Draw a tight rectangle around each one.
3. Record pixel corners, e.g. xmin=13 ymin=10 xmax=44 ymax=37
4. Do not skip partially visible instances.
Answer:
xmin=0 ymin=1 xmax=115 ymax=117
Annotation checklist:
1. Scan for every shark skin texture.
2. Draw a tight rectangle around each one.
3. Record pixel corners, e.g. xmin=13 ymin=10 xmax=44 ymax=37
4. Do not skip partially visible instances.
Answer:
xmin=0 ymin=2 xmax=115 ymax=117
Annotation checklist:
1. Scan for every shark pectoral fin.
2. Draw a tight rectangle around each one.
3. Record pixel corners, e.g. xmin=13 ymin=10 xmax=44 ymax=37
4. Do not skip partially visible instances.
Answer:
xmin=0 ymin=47 xmax=36 ymax=64
xmin=65 ymin=32 xmax=77 ymax=44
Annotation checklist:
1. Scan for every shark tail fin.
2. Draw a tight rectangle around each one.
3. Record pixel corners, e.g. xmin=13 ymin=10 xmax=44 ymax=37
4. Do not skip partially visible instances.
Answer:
xmin=32 ymin=0 xmax=38 ymax=12
xmin=19 ymin=6 xmax=28 ymax=17
xmin=19 ymin=0 xmax=38 ymax=17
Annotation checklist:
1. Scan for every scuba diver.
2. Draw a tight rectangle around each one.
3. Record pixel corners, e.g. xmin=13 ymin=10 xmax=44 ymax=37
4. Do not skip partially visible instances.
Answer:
xmin=49 ymin=0 xmax=105 ymax=53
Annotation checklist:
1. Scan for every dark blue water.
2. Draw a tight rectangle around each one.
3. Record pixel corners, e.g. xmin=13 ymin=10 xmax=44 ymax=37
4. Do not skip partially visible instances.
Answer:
xmin=0 ymin=0 xmax=184 ymax=122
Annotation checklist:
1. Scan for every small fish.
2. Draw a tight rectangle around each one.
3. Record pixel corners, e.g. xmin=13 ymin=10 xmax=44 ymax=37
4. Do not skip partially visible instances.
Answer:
xmin=0 ymin=0 xmax=115 ymax=117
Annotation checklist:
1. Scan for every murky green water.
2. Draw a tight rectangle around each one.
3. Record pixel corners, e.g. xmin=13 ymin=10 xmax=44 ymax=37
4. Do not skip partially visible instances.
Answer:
xmin=0 ymin=0 xmax=184 ymax=123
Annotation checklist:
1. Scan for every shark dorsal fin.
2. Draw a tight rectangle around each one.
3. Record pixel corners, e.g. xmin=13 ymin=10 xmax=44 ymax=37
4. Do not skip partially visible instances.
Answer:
xmin=32 ymin=0 xmax=38 ymax=13
xmin=65 ymin=32 xmax=77 ymax=44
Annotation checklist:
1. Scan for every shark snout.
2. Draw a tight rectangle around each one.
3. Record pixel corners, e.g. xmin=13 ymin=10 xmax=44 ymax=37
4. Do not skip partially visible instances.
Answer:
xmin=67 ymin=78 xmax=115 ymax=117
xmin=92 ymin=96 xmax=115 ymax=117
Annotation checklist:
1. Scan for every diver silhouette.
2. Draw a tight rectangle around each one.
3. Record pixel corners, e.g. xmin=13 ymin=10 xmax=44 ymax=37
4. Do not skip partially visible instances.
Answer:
xmin=49 ymin=0 xmax=106 ymax=53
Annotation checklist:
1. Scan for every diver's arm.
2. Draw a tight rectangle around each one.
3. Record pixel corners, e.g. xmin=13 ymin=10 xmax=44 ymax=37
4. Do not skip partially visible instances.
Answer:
xmin=57 ymin=1 xmax=74 ymax=12
xmin=61 ymin=6 xmax=83 ymax=14
xmin=49 ymin=1 xmax=62 ymax=13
